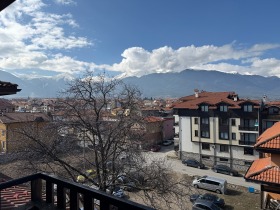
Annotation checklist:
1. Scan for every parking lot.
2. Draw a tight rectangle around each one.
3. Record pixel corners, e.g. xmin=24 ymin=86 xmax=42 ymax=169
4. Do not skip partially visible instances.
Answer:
xmin=139 ymin=145 xmax=261 ymax=209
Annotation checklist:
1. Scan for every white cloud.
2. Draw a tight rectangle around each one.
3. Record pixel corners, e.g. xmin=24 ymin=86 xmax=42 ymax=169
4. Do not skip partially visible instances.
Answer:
xmin=0 ymin=0 xmax=92 ymax=74
xmin=54 ymin=0 xmax=76 ymax=5
xmin=0 ymin=0 xmax=279 ymax=79
xmin=107 ymin=44 xmax=280 ymax=77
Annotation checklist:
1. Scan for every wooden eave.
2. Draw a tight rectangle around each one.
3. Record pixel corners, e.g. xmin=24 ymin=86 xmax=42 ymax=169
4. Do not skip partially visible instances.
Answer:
xmin=0 ymin=0 xmax=16 ymax=12
xmin=0 ymin=81 xmax=21 ymax=96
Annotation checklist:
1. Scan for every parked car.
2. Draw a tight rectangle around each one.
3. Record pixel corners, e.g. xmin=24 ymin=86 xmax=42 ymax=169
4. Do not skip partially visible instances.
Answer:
xmin=182 ymin=159 xmax=205 ymax=169
xmin=192 ymin=176 xmax=227 ymax=194
xmin=150 ymin=145 xmax=161 ymax=152
xmin=112 ymin=187 xmax=125 ymax=198
xmin=190 ymin=193 xmax=225 ymax=208
xmin=212 ymin=164 xmax=238 ymax=176
xmin=192 ymin=198 xmax=222 ymax=210
xmin=162 ymin=140 xmax=173 ymax=146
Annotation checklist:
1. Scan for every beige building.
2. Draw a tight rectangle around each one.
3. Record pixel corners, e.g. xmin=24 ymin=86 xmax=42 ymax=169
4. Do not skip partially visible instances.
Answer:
xmin=0 ymin=112 xmax=51 ymax=153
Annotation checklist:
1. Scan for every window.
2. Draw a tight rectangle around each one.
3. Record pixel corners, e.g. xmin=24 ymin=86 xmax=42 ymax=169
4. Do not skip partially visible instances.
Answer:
xmin=244 ymin=147 xmax=254 ymax=155
xmin=244 ymin=161 xmax=253 ymax=166
xmin=269 ymin=107 xmax=279 ymax=114
xmin=241 ymin=133 xmax=257 ymax=144
xmin=194 ymin=118 xmax=198 ymax=124
xmin=220 ymin=105 xmax=228 ymax=112
xmin=201 ymin=131 xmax=210 ymax=138
xmin=243 ymin=119 xmax=256 ymax=128
xmin=201 ymin=105 xmax=208 ymax=112
xmin=219 ymin=118 xmax=228 ymax=125
xmin=219 ymin=158 xmax=228 ymax=162
xmin=201 ymin=118 xmax=209 ymax=124
xmin=1 ymin=130 xmax=5 ymax=136
xmin=194 ymin=130 xmax=198 ymax=137
xmin=244 ymin=104 xmax=253 ymax=112
xmin=202 ymin=143 xmax=210 ymax=150
xmin=220 ymin=132 xmax=229 ymax=140
xmin=231 ymin=119 xmax=236 ymax=126
xmin=1 ymin=141 xmax=5 ymax=149
xmin=220 ymin=145 xmax=229 ymax=152
xmin=205 ymin=180 xmax=219 ymax=186
xmin=232 ymin=132 xmax=236 ymax=140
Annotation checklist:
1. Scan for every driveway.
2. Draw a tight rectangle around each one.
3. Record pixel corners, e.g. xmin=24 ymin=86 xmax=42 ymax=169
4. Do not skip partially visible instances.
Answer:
xmin=145 ymin=145 xmax=260 ymax=190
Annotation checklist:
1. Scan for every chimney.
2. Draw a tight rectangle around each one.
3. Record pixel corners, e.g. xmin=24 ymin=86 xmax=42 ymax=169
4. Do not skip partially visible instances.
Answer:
xmin=233 ymin=94 xmax=238 ymax=102
xmin=194 ymin=89 xmax=199 ymax=98
xmin=262 ymin=95 xmax=267 ymax=103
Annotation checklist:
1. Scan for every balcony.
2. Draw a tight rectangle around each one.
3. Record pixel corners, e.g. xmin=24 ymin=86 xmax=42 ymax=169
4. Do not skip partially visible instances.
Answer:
xmin=0 ymin=173 xmax=153 ymax=210
xmin=238 ymin=126 xmax=258 ymax=131
xmin=239 ymin=140 xmax=255 ymax=146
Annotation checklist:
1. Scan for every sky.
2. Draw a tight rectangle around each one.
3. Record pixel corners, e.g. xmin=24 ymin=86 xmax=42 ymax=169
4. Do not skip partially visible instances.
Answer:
xmin=1 ymin=0 xmax=280 ymax=79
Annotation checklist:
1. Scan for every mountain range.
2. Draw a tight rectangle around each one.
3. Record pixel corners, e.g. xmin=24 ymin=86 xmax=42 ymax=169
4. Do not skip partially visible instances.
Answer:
xmin=1 ymin=69 xmax=280 ymax=100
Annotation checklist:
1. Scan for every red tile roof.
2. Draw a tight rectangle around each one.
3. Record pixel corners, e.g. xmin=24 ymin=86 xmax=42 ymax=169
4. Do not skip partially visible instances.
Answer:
xmin=172 ymin=91 xmax=259 ymax=110
xmin=144 ymin=116 xmax=164 ymax=123
xmin=245 ymin=157 xmax=280 ymax=184
xmin=255 ymin=121 xmax=280 ymax=149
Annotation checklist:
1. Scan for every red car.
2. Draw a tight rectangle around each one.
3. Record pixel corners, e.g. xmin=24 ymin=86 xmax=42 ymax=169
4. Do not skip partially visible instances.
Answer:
xmin=150 ymin=145 xmax=161 ymax=152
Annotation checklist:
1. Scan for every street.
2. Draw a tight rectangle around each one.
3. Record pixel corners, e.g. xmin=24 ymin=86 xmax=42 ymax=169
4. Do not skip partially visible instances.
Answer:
xmin=144 ymin=145 xmax=260 ymax=190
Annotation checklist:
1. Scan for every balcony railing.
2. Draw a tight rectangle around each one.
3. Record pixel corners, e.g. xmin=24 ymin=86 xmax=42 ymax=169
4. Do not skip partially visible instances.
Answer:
xmin=238 ymin=126 xmax=258 ymax=131
xmin=239 ymin=140 xmax=255 ymax=146
xmin=0 ymin=173 xmax=154 ymax=210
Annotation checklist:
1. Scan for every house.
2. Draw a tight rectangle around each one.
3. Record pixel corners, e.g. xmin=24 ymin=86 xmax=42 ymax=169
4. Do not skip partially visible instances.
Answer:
xmin=0 ymin=99 xmax=15 ymax=113
xmin=172 ymin=90 xmax=261 ymax=171
xmin=244 ymin=121 xmax=280 ymax=209
xmin=0 ymin=112 xmax=51 ymax=153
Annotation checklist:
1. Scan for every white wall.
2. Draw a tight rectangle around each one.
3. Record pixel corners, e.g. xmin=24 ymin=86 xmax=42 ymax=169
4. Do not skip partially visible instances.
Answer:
xmin=180 ymin=116 xmax=195 ymax=153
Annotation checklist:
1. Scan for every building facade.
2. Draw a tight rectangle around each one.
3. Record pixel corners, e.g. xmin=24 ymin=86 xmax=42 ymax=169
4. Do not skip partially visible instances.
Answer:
xmin=173 ymin=90 xmax=261 ymax=171
xmin=0 ymin=112 xmax=51 ymax=153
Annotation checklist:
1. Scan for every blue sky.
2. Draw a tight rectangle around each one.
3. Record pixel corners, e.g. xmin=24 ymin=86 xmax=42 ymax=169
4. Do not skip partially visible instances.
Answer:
xmin=1 ymin=0 xmax=280 ymax=79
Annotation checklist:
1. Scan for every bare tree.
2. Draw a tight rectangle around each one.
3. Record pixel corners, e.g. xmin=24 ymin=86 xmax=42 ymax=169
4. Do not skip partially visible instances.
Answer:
xmin=9 ymin=71 xmax=194 ymax=209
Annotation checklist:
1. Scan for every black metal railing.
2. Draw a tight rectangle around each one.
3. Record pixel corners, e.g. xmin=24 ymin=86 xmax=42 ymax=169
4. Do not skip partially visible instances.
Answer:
xmin=0 ymin=173 xmax=154 ymax=210
xmin=238 ymin=126 xmax=258 ymax=131
xmin=239 ymin=140 xmax=255 ymax=146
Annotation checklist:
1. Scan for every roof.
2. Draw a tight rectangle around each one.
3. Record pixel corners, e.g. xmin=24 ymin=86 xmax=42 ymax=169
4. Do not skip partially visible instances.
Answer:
xmin=0 ymin=81 xmax=21 ymax=96
xmin=255 ymin=121 xmax=280 ymax=149
xmin=172 ymin=91 xmax=259 ymax=110
xmin=0 ymin=99 xmax=14 ymax=107
xmin=144 ymin=116 xmax=164 ymax=123
xmin=0 ymin=113 xmax=51 ymax=124
xmin=245 ymin=157 xmax=280 ymax=184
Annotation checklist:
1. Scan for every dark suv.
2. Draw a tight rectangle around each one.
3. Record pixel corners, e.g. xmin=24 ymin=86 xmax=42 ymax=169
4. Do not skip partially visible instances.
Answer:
xmin=182 ymin=159 xmax=205 ymax=169
xmin=212 ymin=164 xmax=238 ymax=176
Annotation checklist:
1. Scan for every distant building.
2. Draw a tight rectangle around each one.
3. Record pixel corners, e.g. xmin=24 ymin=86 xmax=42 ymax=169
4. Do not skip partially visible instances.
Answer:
xmin=0 ymin=99 xmax=15 ymax=113
xmin=0 ymin=112 xmax=51 ymax=153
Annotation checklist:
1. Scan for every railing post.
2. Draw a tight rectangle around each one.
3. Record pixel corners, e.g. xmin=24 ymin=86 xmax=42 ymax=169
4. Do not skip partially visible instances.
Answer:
xmin=57 ymin=185 xmax=66 ymax=209
xmin=31 ymin=178 xmax=42 ymax=202
xmin=100 ymin=199 xmax=110 ymax=210
xmin=83 ymin=193 xmax=93 ymax=210
xmin=70 ymin=189 xmax=79 ymax=210
xmin=46 ymin=180 xmax=54 ymax=204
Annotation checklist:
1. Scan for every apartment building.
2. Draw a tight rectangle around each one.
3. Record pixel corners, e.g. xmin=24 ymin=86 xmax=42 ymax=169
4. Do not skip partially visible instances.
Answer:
xmin=173 ymin=90 xmax=261 ymax=171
